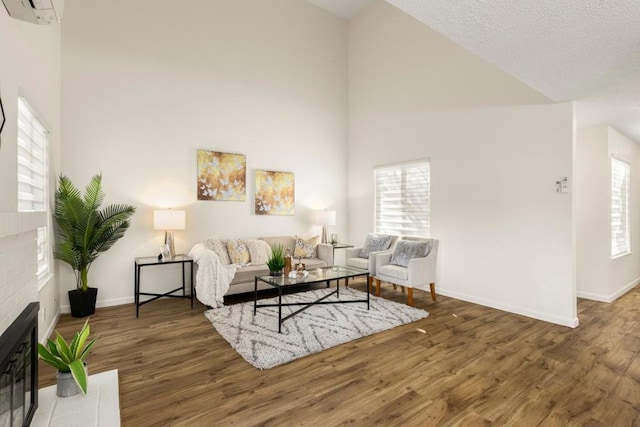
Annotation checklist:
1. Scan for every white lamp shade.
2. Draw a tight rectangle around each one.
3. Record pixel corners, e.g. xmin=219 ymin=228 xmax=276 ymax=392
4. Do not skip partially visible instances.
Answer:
xmin=153 ymin=209 xmax=186 ymax=230
xmin=313 ymin=210 xmax=336 ymax=226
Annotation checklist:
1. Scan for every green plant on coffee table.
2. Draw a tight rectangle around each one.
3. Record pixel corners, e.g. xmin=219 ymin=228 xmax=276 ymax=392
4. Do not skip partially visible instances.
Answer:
xmin=267 ymin=243 xmax=286 ymax=274
xmin=37 ymin=319 xmax=96 ymax=395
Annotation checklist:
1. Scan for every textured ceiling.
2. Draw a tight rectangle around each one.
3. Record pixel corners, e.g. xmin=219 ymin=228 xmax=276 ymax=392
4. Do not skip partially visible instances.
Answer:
xmin=309 ymin=0 xmax=640 ymax=142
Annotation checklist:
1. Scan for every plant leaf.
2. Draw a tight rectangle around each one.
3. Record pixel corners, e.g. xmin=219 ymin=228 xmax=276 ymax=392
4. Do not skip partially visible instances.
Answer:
xmin=78 ymin=338 xmax=96 ymax=361
xmin=74 ymin=319 xmax=91 ymax=359
xmin=37 ymin=344 xmax=68 ymax=372
xmin=55 ymin=332 xmax=72 ymax=364
xmin=68 ymin=360 xmax=88 ymax=394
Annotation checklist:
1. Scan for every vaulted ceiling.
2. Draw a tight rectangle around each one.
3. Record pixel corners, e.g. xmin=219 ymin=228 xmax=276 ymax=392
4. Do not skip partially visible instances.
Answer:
xmin=307 ymin=0 xmax=640 ymax=142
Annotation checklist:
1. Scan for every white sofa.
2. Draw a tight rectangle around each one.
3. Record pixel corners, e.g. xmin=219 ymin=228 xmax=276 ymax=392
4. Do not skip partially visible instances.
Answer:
xmin=197 ymin=236 xmax=334 ymax=295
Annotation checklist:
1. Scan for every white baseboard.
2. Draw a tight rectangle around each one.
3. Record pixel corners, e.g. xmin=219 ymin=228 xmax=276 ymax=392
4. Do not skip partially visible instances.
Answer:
xmin=577 ymin=278 xmax=639 ymax=303
xmin=576 ymin=290 xmax=612 ymax=303
xmin=60 ymin=296 xmax=134 ymax=314
xmin=436 ymin=288 xmax=579 ymax=328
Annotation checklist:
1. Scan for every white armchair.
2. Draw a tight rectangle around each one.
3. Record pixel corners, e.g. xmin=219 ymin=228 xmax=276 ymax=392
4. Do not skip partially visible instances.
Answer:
xmin=344 ymin=234 xmax=399 ymax=292
xmin=374 ymin=237 xmax=438 ymax=306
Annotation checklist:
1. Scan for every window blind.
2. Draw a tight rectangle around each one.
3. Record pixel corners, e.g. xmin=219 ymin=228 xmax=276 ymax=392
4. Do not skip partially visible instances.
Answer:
xmin=17 ymin=97 xmax=50 ymax=280
xmin=611 ymin=157 xmax=630 ymax=257
xmin=374 ymin=160 xmax=430 ymax=237
xmin=17 ymin=98 xmax=48 ymax=212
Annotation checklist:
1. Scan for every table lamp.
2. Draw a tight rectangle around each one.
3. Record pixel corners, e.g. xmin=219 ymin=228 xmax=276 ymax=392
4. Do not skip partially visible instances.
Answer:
xmin=153 ymin=209 xmax=185 ymax=258
xmin=314 ymin=210 xmax=336 ymax=244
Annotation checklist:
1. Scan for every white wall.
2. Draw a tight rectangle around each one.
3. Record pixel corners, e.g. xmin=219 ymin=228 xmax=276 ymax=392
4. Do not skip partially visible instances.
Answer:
xmin=576 ymin=125 xmax=640 ymax=302
xmin=0 ymin=11 xmax=61 ymax=340
xmin=348 ymin=1 xmax=577 ymax=326
xmin=576 ymin=126 xmax=610 ymax=300
xmin=60 ymin=0 xmax=348 ymax=308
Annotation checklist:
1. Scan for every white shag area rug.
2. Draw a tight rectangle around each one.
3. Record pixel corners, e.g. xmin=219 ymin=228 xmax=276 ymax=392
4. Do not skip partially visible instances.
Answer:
xmin=205 ymin=287 xmax=428 ymax=369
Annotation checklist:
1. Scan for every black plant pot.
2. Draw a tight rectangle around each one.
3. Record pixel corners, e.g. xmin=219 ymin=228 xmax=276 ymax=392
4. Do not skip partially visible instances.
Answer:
xmin=68 ymin=288 xmax=98 ymax=318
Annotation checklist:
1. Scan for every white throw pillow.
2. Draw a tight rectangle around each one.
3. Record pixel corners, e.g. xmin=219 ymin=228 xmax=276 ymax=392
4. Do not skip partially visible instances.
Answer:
xmin=246 ymin=239 xmax=272 ymax=265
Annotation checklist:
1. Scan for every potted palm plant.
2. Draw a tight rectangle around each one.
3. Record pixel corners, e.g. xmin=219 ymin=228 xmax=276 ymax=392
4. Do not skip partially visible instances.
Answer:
xmin=38 ymin=319 xmax=96 ymax=397
xmin=54 ymin=174 xmax=136 ymax=317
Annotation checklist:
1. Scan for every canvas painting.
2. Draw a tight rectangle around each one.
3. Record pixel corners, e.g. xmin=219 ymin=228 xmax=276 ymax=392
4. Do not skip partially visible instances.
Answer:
xmin=197 ymin=150 xmax=246 ymax=201
xmin=255 ymin=170 xmax=295 ymax=215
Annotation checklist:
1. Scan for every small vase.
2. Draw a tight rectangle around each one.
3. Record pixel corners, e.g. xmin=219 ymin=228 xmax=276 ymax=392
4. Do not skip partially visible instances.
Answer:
xmin=269 ymin=270 xmax=283 ymax=276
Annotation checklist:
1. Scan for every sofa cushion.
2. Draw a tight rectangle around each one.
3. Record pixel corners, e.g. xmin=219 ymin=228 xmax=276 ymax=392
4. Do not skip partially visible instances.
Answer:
xmin=202 ymin=238 xmax=231 ymax=265
xmin=358 ymin=233 xmax=393 ymax=259
xmin=390 ymin=240 xmax=431 ymax=267
xmin=226 ymin=239 xmax=251 ymax=265
xmin=231 ymin=264 xmax=270 ymax=285
xmin=346 ymin=257 xmax=368 ymax=270
xmin=245 ymin=239 xmax=272 ymax=265
xmin=296 ymin=258 xmax=327 ymax=270
xmin=259 ymin=236 xmax=296 ymax=257
xmin=294 ymin=235 xmax=319 ymax=258
xmin=378 ymin=264 xmax=409 ymax=281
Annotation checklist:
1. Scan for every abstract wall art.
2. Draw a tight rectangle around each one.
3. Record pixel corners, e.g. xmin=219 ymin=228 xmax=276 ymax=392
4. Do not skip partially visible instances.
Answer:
xmin=197 ymin=150 xmax=246 ymax=201
xmin=255 ymin=170 xmax=295 ymax=215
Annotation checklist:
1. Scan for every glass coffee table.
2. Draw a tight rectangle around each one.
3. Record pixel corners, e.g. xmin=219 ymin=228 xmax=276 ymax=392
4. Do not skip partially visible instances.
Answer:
xmin=254 ymin=265 xmax=370 ymax=333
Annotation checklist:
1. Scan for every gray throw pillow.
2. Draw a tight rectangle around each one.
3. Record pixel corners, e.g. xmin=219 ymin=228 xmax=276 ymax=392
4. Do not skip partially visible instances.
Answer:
xmin=390 ymin=240 xmax=431 ymax=267
xmin=358 ymin=233 xmax=393 ymax=259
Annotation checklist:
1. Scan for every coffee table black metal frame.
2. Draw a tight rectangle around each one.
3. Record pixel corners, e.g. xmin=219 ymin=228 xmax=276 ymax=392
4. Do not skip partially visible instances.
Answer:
xmin=134 ymin=254 xmax=194 ymax=317
xmin=253 ymin=265 xmax=370 ymax=333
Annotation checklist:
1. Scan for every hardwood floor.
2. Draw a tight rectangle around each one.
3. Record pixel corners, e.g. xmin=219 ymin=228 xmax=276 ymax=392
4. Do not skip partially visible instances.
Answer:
xmin=39 ymin=281 xmax=640 ymax=426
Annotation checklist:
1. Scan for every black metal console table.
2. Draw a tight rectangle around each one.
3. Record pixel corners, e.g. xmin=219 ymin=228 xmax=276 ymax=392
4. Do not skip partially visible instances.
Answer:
xmin=134 ymin=254 xmax=194 ymax=317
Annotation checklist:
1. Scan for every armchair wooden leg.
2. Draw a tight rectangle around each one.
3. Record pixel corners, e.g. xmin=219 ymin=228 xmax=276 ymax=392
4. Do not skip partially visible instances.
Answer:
xmin=345 ymin=277 xmax=349 ymax=287
xmin=407 ymin=288 xmax=413 ymax=306
xmin=400 ymin=286 xmax=405 ymax=294
xmin=392 ymin=284 xmax=397 ymax=290
xmin=368 ymin=276 xmax=373 ymax=293
xmin=375 ymin=279 xmax=381 ymax=296
xmin=430 ymin=283 xmax=436 ymax=301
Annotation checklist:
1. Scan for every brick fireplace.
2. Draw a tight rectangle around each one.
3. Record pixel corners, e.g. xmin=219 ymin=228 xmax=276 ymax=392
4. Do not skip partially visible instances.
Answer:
xmin=0 ymin=212 xmax=46 ymax=427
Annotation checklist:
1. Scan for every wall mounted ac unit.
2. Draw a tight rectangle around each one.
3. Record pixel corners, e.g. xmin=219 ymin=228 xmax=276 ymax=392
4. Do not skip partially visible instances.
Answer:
xmin=2 ymin=0 xmax=64 ymax=24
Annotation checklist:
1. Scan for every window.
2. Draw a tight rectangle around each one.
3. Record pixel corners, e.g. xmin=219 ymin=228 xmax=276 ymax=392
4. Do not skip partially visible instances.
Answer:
xmin=375 ymin=159 xmax=430 ymax=237
xmin=17 ymin=97 xmax=51 ymax=282
xmin=611 ymin=156 xmax=630 ymax=257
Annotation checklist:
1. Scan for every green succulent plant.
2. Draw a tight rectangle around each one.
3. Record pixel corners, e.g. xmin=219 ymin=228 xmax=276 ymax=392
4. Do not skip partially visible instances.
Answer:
xmin=54 ymin=174 xmax=136 ymax=292
xmin=267 ymin=243 xmax=286 ymax=273
xmin=37 ymin=319 xmax=96 ymax=395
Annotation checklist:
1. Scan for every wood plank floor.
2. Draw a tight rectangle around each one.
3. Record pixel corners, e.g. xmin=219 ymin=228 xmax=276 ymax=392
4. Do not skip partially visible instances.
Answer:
xmin=39 ymin=281 xmax=640 ymax=426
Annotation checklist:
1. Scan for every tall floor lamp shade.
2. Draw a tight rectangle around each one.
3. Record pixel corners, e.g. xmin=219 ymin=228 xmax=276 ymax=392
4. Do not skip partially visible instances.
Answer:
xmin=314 ymin=210 xmax=336 ymax=244
xmin=153 ymin=209 xmax=186 ymax=258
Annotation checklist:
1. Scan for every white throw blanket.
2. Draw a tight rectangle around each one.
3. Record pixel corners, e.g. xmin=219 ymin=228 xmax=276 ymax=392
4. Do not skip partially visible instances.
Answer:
xmin=188 ymin=243 xmax=237 ymax=308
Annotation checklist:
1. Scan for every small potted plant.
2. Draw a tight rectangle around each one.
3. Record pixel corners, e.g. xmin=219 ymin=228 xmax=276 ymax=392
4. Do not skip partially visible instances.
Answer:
xmin=37 ymin=319 xmax=97 ymax=397
xmin=266 ymin=244 xmax=286 ymax=276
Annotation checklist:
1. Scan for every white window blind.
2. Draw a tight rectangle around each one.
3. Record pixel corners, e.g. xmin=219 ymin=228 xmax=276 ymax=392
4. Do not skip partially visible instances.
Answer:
xmin=17 ymin=98 xmax=48 ymax=212
xmin=17 ymin=97 xmax=51 ymax=281
xmin=375 ymin=160 xmax=430 ymax=237
xmin=611 ymin=157 xmax=630 ymax=257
